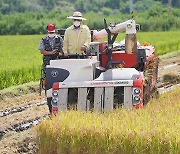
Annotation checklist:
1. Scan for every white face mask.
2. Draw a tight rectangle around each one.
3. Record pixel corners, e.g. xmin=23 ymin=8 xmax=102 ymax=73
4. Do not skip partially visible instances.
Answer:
xmin=73 ymin=21 xmax=81 ymax=27
xmin=48 ymin=33 xmax=56 ymax=38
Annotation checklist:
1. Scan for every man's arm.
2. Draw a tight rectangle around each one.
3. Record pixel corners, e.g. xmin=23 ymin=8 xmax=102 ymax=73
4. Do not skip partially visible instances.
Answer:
xmin=62 ymin=30 xmax=68 ymax=54
xmin=83 ymin=26 xmax=91 ymax=48
xmin=40 ymin=50 xmax=56 ymax=56
xmin=56 ymin=37 xmax=64 ymax=57
xmin=60 ymin=37 xmax=63 ymax=51
xmin=38 ymin=39 xmax=56 ymax=55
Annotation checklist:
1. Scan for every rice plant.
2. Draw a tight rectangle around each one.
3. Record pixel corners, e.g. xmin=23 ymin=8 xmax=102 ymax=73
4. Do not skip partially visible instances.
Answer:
xmin=136 ymin=31 xmax=180 ymax=55
xmin=0 ymin=35 xmax=43 ymax=89
xmin=37 ymin=88 xmax=180 ymax=154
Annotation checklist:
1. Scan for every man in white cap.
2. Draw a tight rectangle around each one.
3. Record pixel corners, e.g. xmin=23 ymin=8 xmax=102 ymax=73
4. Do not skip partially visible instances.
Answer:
xmin=63 ymin=11 xmax=91 ymax=56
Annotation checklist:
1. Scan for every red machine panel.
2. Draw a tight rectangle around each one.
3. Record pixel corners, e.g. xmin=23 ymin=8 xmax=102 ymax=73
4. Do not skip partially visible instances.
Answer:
xmin=100 ymin=52 xmax=138 ymax=68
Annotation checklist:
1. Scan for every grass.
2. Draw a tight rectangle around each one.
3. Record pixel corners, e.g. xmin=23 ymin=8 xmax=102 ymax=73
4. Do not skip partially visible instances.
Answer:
xmin=0 ymin=31 xmax=179 ymax=89
xmin=163 ymin=74 xmax=180 ymax=84
xmin=159 ymin=50 xmax=180 ymax=59
xmin=0 ymin=81 xmax=39 ymax=100
xmin=37 ymin=87 xmax=180 ymax=154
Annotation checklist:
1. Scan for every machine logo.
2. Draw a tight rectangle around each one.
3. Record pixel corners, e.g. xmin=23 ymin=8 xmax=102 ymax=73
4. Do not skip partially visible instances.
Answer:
xmin=51 ymin=70 xmax=58 ymax=77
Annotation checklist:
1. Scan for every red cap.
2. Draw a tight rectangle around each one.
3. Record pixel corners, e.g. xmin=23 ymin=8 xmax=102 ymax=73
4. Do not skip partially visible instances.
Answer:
xmin=47 ymin=24 xmax=55 ymax=32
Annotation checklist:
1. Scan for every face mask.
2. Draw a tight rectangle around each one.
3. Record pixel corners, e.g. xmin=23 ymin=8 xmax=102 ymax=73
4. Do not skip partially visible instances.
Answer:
xmin=48 ymin=33 xmax=56 ymax=38
xmin=73 ymin=21 xmax=81 ymax=27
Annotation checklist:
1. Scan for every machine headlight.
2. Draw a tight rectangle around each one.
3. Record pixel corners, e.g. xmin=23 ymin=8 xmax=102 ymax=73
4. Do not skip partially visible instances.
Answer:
xmin=52 ymin=98 xmax=58 ymax=104
xmin=52 ymin=90 xmax=58 ymax=97
xmin=134 ymin=88 xmax=140 ymax=94
xmin=134 ymin=96 xmax=140 ymax=102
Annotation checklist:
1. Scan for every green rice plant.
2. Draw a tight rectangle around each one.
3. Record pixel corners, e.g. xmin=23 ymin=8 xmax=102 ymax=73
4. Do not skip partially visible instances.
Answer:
xmin=0 ymin=35 xmax=43 ymax=89
xmin=0 ymin=35 xmax=43 ymax=71
xmin=0 ymin=65 xmax=41 ymax=89
xmin=136 ymin=31 xmax=180 ymax=55
xmin=37 ymin=88 xmax=180 ymax=154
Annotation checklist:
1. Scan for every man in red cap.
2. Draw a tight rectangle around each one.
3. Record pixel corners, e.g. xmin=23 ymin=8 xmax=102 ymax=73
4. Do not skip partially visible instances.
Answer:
xmin=39 ymin=24 xmax=63 ymax=59
xmin=38 ymin=23 xmax=63 ymax=113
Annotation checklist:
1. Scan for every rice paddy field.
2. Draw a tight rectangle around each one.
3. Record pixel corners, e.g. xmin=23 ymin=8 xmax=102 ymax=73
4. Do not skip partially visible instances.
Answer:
xmin=0 ymin=35 xmax=43 ymax=89
xmin=0 ymin=31 xmax=179 ymax=89
xmin=37 ymin=87 xmax=180 ymax=154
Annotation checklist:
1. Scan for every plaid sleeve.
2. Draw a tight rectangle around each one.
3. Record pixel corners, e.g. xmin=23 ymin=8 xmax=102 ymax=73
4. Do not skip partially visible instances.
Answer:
xmin=60 ymin=37 xmax=63 ymax=49
xmin=38 ymin=39 xmax=45 ymax=50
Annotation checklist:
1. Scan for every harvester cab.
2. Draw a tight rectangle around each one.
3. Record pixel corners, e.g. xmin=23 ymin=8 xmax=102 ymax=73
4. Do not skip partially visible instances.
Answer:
xmin=42 ymin=18 xmax=158 ymax=115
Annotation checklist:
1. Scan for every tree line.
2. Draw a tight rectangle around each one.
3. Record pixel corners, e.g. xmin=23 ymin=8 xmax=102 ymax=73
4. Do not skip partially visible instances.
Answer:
xmin=0 ymin=0 xmax=179 ymax=34
xmin=0 ymin=0 xmax=179 ymax=14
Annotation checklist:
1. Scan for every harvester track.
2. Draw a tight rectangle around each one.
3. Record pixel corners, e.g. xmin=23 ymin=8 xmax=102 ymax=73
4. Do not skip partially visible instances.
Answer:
xmin=0 ymin=100 xmax=46 ymax=118
xmin=0 ymin=114 xmax=49 ymax=140
xmin=0 ymin=95 xmax=49 ymax=154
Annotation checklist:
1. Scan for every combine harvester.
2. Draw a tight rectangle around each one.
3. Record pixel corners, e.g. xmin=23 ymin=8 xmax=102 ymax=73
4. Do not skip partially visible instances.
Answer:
xmin=42 ymin=18 xmax=159 ymax=115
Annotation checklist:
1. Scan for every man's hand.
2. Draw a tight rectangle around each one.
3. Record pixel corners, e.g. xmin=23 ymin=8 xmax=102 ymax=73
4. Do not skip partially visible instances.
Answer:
xmin=51 ymin=50 xmax=57 ymax=55
xmin=58 ymin=52 xmax=68 ymax=57
xmin=63 ymin=53 xmax=68 ymax=57
xmin=58 ymin=52 xmax=63 ymax=57
xmin=80 ymin=45 xmax=87 ymax=51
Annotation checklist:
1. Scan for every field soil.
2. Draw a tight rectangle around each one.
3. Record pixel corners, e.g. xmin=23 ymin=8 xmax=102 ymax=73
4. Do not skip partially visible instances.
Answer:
xmin=0 ymin=54 xmax=180 ymax=154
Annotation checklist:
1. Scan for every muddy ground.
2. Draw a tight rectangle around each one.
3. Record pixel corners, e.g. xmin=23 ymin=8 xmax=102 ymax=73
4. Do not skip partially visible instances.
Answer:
xmin=0 ymin=54 xmax=180 ymax=154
